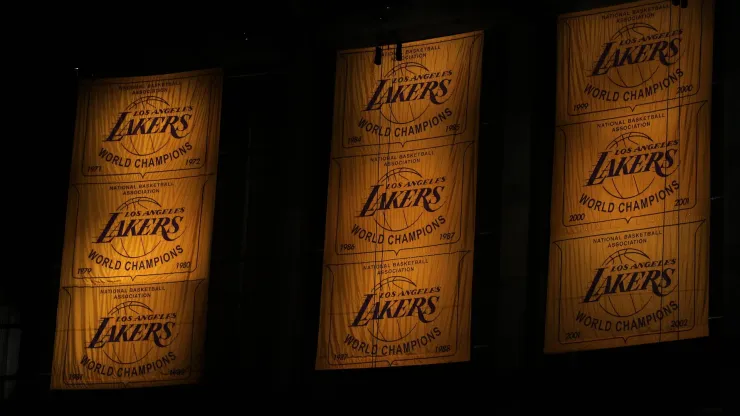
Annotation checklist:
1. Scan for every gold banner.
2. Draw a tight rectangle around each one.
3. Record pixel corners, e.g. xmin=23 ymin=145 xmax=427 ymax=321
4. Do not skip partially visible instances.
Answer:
xmin=333 ymin=32 xmax=482 ymax=154
xmin=70 ymin=69 xmax=221 ymax=182
xmin=555 ymin=0 xmax=714 ymax=124
xmin=545 ymin=222 xmax=708 ymax=352
xmin=327 ymin=143 xmax=475 ymax=257
xmin=51 ymin=280 xmax=208 ymax=389
xmin=316 ymin=31 xmax=483 ymax=369
xmin=52 ymin=69 xmax=222 ymax=388
xmin=316 ymin=252 xmax=472 ymax=368
xmin=59 ymin=176 xmax=216 ymax=284
xmin=550 ymin=101 xmax=710 ymax=239
xmin=545 ymin=0 xmax=713 ymax=353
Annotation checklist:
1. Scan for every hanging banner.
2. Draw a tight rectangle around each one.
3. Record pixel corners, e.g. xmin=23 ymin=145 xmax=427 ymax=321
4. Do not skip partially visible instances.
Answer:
xmin=327 ymin=142 xmax=475 ymax=258
xmin=59 ymin=176 xmax=216 ymax=284
xmin=550 ymin=101 xmax=710 ymax=239
xmin=52 ymin=69 xmax=222 ymax=388
xmin=70 ymin=69 xmax=221 ymax=181
xmin=315 ymin=31 xmax=483 ymax=369
xmin=329 ymin=31 xmax=483 ymax=157
xmin=555 ymin=0 xmax=714 ymax=124
xmin=545 ymin=0 xmax=713 ymax=353
xmin=546 ymin=221 xmax=708 ymax=352
xmin=51 ymin=281 xmax=208 ymax=388
xmin=317 ymin=252 xmax=472 ymax=368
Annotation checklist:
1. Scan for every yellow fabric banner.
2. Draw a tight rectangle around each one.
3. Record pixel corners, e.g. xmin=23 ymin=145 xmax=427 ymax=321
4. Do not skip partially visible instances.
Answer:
xmin=52 ymin=281 xmax=208 ymax=388
xmin=315 ymin=31 xmax=483 ymax=369
xmin=51 ymin=69 xmax=222 ymax=388
xmin=545 ymin=0 xmax=713 ymax=353
xmin=554 ymin=0 xmax=714 ymax=124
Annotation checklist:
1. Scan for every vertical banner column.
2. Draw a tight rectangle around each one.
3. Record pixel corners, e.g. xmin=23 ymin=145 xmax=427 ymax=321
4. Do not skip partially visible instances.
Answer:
xmin=544 ymin=0 xmax=714 ymax=353
xmin=315 ymin=31 xmax=484 ymax=369
xmin=51 ymin=69 xmax=223 ymax=388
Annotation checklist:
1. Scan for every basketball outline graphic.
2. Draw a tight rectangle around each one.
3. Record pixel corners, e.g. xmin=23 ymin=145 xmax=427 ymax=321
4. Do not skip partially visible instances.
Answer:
xmin=595 ymin=248 xmax=674 ymax=318
xmin=362 ymin=167 xmax=444 ymax=232
xmin=364 ymin=276 xmax=440 ymax=343
xmin=102 ymin=196 xmax=186 ymax=259
xmin=591 ymin=23 xmax=681 ymax=88
xmin=594 ymin=132 xmax=678 ymax=200
xmin=376 ymin=62 xmax=446 ymax=125
xmin=99 ymin=301 xmax=177 ymax=365
xmin=114 ymin=96 xmax=191 ymax=157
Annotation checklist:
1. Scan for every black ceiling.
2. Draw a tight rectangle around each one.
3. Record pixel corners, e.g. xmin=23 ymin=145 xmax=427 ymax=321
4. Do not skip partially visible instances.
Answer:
xmin=15 ymin=0 xmax=637 ymax=77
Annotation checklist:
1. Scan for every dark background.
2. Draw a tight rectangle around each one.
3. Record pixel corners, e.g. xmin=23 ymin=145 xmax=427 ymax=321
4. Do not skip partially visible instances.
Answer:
xmin=2 ymin=0 xmax=736 ymax=408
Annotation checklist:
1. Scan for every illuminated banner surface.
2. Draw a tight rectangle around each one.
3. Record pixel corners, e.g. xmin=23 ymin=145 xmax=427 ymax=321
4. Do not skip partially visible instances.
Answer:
xmin=54 ymin=281 xmax=208 ymax=387
xmin=52 ymin=69 xmax=222 ymax=388
xmin=555 ymin=0 xmax=713 ymax=124
xmin=545 ymin=0 xmax=713 ymax=353
xmin=61 ymin=176 xmax=216 ymax=283
xmin=334 ymin=33 xmax=481 ymax=151
xmin=71 ymin=71 xmax=220 ymax=180
xmin=315 ymin=31 xmax=483 ymax=369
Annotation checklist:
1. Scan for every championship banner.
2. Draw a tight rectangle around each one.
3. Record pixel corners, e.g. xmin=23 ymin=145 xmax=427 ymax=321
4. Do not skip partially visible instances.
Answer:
xmin=546 ymin=222 xmax=708 ymax=352
xmin=545 ymin=0 xmax=713 ymax=353
xmin=69 ymin=69 xmax=222 ymax=181
xmin=329 ymin=31 xmax=483 ymax=157
xmin=58 ymin=176 xmax=216 ymax=284
xmin=327 ymin=143 xmax=475 ymax=257
xmin=550 ymin=101 xmax=710 ymax=239
xmin=555 ymin=0 xmax=714 ymax=125
xmin=320 ymin=252 xmax=472 ymax=368
xmin=51 ymin=69 xmax=222 ymax=388
xmin=51 ymin=281 xmax=208 ymax=388
xmin=315 ymin=31 xmax=483 ymax=369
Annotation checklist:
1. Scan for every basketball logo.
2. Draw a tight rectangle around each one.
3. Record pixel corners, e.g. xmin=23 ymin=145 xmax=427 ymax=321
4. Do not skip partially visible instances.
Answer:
xmin=585 ymin=248 xmax=677 ymax=318
xmin=102 ymin=301 xmax=158 ymax=365
xmin=610 ymin=24 xmax=662 ymax=88
xmin=364 ymin=276 xmax=440 ymax=343
xmin=121 ymin=96 xmax=174 ymax=156
xmin=112 ymin=197 xmax=162 ymax=258
xmin=95 ymin=196 xmax=186 ymax=258
xmin=587 ymin=132 xmax=679 ymax=199
xmin=598 ymin=249 xmax=652 ymax=317
xmin=604 ymin=132 xmax=654 ymax=199
xmin=590 ymin=23 xmax=682 ymax=88
xmin=86 ymin=300 xmax=178 ymax=366
xmin=380 ymin=62 xmax=430 ymax=124
xmin=359 ymin=167 xmax=444 ymax=232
